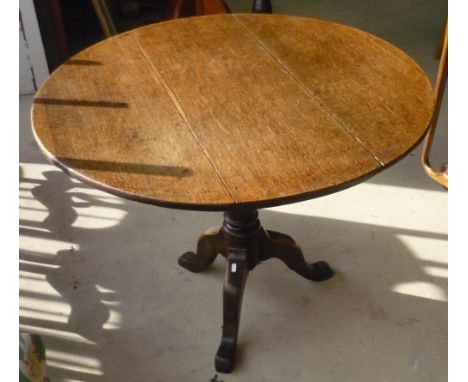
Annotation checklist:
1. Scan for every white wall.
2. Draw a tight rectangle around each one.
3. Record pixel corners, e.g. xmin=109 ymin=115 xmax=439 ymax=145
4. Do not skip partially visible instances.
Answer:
xmin=19 ymin=0 xmax=49 ymax=95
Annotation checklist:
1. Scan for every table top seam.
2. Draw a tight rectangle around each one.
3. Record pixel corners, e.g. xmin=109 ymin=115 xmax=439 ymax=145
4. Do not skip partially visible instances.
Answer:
xmin=232 ymin=14 xmax=385 ymax=167
xmin=129 ymin=32 xmax=238 ymax=204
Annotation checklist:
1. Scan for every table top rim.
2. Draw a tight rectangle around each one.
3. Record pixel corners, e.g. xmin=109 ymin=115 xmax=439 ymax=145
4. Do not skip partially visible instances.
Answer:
xmin=32 ymin=125 xmax=429 ymax=211
xmin=31 ymin=13 xmax=434 ymax=211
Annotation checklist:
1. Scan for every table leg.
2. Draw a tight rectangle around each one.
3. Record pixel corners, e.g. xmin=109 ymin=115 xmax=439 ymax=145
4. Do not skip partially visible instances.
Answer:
xmin=178 ymin=226 xmax=223 ymax=272
xmin=180 ymin=208 xmax=333 ymax=373
xmin=252 ymin=0 xmax=272 ymax=13
xmin=215 ymin=248 xmax=249 ymax=373
xmin=261 ymin=230 xmax=334 ymax=281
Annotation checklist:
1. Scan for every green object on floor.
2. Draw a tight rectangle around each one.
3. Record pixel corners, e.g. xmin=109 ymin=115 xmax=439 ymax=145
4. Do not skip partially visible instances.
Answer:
xmin=19 ymin=333 xmax=50 ymax=382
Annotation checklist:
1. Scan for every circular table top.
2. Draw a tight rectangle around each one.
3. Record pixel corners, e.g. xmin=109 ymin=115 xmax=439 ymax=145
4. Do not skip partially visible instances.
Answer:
xmin=32 ymin=14 xmax=434 ymax=211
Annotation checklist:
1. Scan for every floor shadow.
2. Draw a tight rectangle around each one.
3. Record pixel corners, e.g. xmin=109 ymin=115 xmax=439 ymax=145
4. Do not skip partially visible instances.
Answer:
xmin=19 ymin=165 xmax=447 ymax=381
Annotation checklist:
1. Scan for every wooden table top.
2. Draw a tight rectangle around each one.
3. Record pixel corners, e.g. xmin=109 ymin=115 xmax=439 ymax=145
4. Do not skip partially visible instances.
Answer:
xmin=32 ymin=14 xmax=434 ymax=211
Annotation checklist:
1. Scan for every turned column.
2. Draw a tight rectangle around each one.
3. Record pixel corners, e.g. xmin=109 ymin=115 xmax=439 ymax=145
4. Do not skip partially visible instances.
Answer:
xmin=178 ymin=209 xmax=333 ymax=373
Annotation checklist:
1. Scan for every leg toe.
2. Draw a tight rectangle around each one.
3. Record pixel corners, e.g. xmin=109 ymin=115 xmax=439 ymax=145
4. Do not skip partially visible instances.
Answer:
xmin=178 ymin=251 xmax=207 ymax=273
xmin=308 ymin=261 xmax=334 ymax=281
xmin=215 ymin=340 xmax=236 ymax=373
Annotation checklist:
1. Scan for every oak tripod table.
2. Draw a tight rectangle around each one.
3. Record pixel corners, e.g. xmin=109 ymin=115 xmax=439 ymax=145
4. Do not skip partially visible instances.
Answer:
xmin=31 ymin=14 xmax=434 ymax=373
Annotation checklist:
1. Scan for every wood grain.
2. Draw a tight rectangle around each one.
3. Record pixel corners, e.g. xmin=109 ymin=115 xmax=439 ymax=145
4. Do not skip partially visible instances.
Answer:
xmin=32 ymin=33 xmax=234 ymax=208
xmin=132 ymin=15 xmax=380 ymax=204
xmin=235 ymin=14 xmax=434 ymax=164
xmin=31 ymin=14 xmax=434 ymax=210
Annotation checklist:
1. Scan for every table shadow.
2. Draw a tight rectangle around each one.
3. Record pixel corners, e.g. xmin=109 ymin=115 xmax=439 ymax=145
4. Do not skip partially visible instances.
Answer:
xmin=19 ymin=166 xmax=447 ymax=382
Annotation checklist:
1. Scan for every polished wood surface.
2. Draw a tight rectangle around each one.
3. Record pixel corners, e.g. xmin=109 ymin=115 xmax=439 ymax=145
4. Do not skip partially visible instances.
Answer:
xmin=235 ymin=15 xmax=434 ymax=164
xmin=32 ymin=14 xmax=434 ymax=210
xmin=179 ymin=209 xmax=333 ymax=372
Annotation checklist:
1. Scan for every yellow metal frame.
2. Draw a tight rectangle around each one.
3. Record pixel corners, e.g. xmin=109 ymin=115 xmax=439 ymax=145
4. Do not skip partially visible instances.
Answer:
xmin=90 ymin=0 xmax=117 ymax=37
xmin=421 ymin=19 xmax=448 ymax=188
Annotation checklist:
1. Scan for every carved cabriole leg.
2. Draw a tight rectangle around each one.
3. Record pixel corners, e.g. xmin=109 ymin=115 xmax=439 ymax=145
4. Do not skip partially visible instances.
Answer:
xmin=252 ymin=0 xmax=272 ymax=13
xmin=261 ymin=230 xmax=334 ymax=281
xmin=215 ymin=248 xmax=249 ymax=373
xmin=178 ymin=226 xmax=223 ymax=272
xmin=179 ymin=209 xmax=334 ymax=373
xmin=215 ymin=209 xmax=261 ymax=372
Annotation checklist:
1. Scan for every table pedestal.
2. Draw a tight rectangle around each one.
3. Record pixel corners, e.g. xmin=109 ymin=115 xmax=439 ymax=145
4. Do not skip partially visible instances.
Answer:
xmin=178 ymin=209 xmax=334 ymax=373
